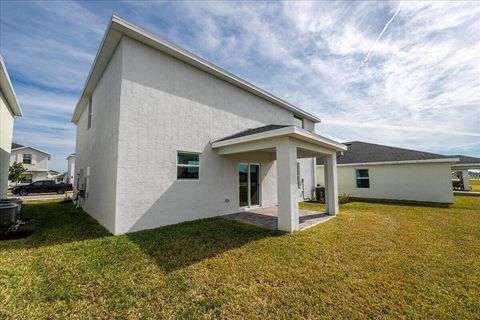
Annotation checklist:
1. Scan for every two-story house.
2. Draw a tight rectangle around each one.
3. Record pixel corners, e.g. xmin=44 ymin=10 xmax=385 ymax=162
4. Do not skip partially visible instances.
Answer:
xmin=9 ymin=143 xmax=51 ymax=183
xmin=71 ymin=16 xmax=345 ymax=235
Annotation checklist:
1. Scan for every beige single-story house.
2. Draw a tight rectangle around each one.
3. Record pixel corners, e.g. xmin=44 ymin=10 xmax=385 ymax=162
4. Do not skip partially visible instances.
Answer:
xmin=316 ymin=141 xmax=461 ymax=204
xmin=0 ymin=55 xmax=23 ymax=197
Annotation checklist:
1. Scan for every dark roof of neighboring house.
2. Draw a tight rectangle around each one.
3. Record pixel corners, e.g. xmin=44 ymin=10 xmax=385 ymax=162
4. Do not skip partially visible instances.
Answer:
xmin=316 ymin=141 xmax=453 ymax=165
xmin=11 ymin=142 xmax=24 ymax=149
xmin=450 ymin=155 xmax=480 ymax=165
xmin=215 ymin=124 xmax=290 ymax=142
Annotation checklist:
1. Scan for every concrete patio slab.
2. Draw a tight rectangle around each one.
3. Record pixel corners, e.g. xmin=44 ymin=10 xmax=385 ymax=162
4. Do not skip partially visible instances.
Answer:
xmin=223 ymin=206 xmax=334 ymax=231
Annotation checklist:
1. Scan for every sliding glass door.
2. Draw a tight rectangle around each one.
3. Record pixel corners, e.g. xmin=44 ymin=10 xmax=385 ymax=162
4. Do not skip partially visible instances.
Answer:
xmin=239 ymin=163 xmax=260 ymax=207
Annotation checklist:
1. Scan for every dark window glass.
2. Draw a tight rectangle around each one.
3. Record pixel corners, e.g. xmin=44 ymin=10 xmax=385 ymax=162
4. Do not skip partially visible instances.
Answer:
xmin=23 ymin=154 xmax=32 ymax=164
xmin=356 ymin=179 xmax=370 ymax=188
xmin=355 ymin=169 xmax=369 ymax=178
xmin=177 ymin=153 xmax=199 ymax=165
xmin=177 ymin=166 xmax=199 ymax=179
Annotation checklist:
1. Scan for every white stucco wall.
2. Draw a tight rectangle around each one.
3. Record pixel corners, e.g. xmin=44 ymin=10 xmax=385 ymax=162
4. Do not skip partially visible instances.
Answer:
xmin=0 ymin=91 xmax=14 ymax=196
xmin=74 ymin=36 xmax=317 ymax=234
xmin=316 ymin=162 xmax=454 ymax=203
xmin=112 ymin=36 xmax=315 ymax=234
xmin=9 ymin=147 xmax=49 ymax=172
xmin=74 ymin=42 xmax=123 ymax=233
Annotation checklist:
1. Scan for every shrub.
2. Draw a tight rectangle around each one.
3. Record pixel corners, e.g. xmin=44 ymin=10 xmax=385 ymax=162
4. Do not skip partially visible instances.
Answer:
xmin=338 ymin=193 xmax=350 ymax=204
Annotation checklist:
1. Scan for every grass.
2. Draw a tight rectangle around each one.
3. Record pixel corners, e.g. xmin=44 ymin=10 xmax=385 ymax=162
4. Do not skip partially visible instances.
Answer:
xmin=470 ymin=179 xmax=480 ymax=192
xmin=1 ymin=198 xmax=479 ymax=319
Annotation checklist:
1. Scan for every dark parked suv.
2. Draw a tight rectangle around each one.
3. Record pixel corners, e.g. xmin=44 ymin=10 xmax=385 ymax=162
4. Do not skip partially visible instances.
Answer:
xmin=12 ymin=180 xmax=73 ymax=196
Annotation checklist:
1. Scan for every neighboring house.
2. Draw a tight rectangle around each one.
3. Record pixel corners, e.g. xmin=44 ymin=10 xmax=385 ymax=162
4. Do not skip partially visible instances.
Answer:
xmin=66 ymin=153 xmax=75 ymax=187
xmin=47 ymin=170 xmax=60 ymax=180
xmin=0 ymin=55 xmax=23 ymax=197
xmin=450 ymin=155 xmax=480 ymax=191
xmin=71 ymin=16 xmax=345 ymax=235
xmin=316 ymin=141 xmax=459 ymax=204
xmin=9 ymin=143 xmax=51 ymax=183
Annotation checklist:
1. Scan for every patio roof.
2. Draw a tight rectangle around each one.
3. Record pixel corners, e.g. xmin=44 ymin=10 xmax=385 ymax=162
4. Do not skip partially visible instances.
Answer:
xmin=212 ymin=125 xmax=347 ymax=153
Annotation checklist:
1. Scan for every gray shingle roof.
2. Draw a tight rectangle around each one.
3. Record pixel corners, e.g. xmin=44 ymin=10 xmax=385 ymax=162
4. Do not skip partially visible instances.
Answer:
xmin=11 ymin=142 xmax=24 ymax=149
xmin=316 ymin=141 xmax=452 ymax=165
xmin=215 ymin=124 xmax=290 ymax=142
xmin=450 ymin=155 xmax=480 ymax=165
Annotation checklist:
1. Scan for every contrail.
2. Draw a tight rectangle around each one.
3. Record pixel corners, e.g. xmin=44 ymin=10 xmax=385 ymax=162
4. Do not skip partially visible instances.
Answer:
xmin=335 ymin=4 xmax=401 ymax=108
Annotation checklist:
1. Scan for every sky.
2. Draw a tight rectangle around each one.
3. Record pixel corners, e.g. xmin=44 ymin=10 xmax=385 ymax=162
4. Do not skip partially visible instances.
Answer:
xmin=1 ymin=1 xmax=479 ymax=172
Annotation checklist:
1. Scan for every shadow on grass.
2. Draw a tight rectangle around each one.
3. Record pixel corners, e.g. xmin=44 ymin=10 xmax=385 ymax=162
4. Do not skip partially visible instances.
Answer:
xmin=126 ymin=217 xmax=282 ymax=272
xmin=0 ymin=201 xmax=110 ymax=250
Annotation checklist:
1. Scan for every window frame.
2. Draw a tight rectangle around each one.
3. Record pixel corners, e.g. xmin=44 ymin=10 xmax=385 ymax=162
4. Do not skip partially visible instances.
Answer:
xmin=297 ymin=162 xmax=301 ymax=189
xmin=176 ymin=151 xmax=200 ymax=181
xmin=23 ymin=154 xmax=32 ymax=164
xmin=355 ymin=169 xmax=370 ymax=188
xmin=87 ymin=98 xmax=93 ymax=130
xmin=294 ymin=115 xmax=304 ymax=129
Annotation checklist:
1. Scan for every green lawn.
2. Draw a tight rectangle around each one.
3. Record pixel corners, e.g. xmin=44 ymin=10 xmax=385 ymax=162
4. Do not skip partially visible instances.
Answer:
xmin=470 ymin=179 xmax=480 ymax=192
xmin=1 ymin=198 xmax=479 ymax=319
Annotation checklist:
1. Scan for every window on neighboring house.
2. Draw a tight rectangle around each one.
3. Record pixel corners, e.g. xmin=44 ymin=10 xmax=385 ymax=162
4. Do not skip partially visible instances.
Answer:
xmin=87 ymin=98 xmax=93 ymax=129
xmin=294 ymin=115 xmax=304 ymax=128
xmin=23 ymin=154 xmax=32 ymax=164
xmin=355 ymin=169 xmax=370 ymax=188
xmin=177 ymin=152 xmax=200 ymax=180
xmin=297 ymin=162 xmax=301 ymax=189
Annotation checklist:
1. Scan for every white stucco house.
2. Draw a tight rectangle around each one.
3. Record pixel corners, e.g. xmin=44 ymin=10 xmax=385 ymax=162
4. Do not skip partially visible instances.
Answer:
xmin=316 ymin=141 xmax=460 ymax=204
xmin=71 ymin=16 xmax=345 ymax=235
xmin=9 ymin=143 xmax=51 ymax=183
xmin=0 ymin=55 xmax=23 ymax=197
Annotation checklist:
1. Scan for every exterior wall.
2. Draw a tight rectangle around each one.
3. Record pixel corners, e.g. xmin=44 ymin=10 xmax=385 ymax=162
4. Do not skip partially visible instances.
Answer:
xmin=0 ymin=91 xmax=14 ymax=197
xmin=317 ymin=162 xmax=454 ymax=203
xmin=74 ymin=42 xmax=123 ymax=233
xmin=112 ymin=36 xmax=316 ymax=234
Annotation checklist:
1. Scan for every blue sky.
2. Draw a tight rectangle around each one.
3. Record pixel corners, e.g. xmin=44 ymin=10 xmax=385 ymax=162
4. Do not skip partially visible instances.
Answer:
xmin=1 ymin=1 xmax=479 ymax=172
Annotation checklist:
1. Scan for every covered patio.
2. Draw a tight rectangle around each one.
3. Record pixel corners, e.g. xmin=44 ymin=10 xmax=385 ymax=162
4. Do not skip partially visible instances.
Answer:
xmin=224 ymin=206 xmax=334 ymax=230
xmin=451 ymin=155 xmax=480 ymax=191
xmin=212 ymin=125 xmax=347 ymax=232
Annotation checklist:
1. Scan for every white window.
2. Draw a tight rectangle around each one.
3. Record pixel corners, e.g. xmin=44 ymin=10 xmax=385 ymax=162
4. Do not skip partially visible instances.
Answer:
xmin=87 ymin=98 xmax=93 ymax=129
xmin=355 ymin=169 xmax=370 ymax=188
xmin=294 ymin=115 xmax=304 ymax=128
xmin=177 ymin=152 xmax=200 ymax=180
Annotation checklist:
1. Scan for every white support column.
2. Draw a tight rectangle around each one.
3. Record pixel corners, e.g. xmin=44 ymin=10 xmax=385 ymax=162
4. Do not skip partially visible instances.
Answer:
xmin=325 ymin=152 xmax=339 ymax=215
xmin=276 ymin=138 xmax=299 ymax=232
xmin=461 ymin=170 xmax=471 ymax=191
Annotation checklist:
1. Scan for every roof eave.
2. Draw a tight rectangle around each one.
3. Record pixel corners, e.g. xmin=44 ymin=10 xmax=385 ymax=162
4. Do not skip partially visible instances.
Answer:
xmin=71 ymin=15 xmax=321 ymax=124
xmin=0 ymin=55 xmax=23 ymax=117
xmin=211 ymin=126 xmax=346 ymax=151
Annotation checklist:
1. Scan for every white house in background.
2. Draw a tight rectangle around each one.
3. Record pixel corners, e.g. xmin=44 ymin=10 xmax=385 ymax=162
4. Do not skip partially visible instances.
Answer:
xmin=0 ymin=55 xmax=23 ymax=197
xmin=71 ymin=16 xmax=345 ymax=235
xmin=450 ymin=155 xmax=480 ymax=191
xmin=9 ymin=143 xmax=51 ymax=183
xmin=66 ymin=153 xmax=75 ymax=186
xmin=317 ymin=141 xmax=459 ymax=204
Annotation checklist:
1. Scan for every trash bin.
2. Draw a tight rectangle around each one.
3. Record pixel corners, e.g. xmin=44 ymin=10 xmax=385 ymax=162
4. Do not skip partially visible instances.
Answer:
xmin=315 ymin=186 xmax=325 ymax=202
xmin=0 ymin=203 xmax=18 ymax=224
xmin=0 ymin=198 xmax=22 ymax=214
